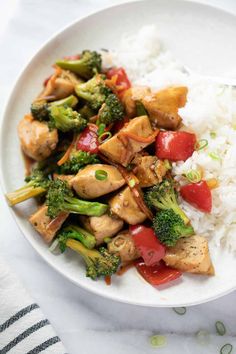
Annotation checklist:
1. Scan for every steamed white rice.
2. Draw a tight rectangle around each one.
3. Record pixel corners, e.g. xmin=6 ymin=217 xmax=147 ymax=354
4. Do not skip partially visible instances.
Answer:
xmin=102 ymin=25 xmax=236 ymax=252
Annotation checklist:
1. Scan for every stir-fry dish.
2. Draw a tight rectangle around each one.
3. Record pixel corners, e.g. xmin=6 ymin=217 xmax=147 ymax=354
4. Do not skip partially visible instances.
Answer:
xmin=6 ymin=49 xmax=215 ymax=287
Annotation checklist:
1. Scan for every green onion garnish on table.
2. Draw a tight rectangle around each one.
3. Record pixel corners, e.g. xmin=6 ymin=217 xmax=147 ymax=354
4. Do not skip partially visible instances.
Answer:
xmin=173 ymin=307 xmax=186 ymax=315
xmin=149 ymin=334 xmax=166 ymax=348
xmin=215 ymin=321 xmax=226 ymax=336
xmin=220 ymin=343 xmax=233 ymax=354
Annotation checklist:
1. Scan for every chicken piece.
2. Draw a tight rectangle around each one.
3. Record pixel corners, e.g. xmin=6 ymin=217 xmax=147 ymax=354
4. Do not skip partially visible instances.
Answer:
xmin=53 ymin=173 xmax=75 ymax=188
xmin=29 ymin=204 xmax=68 ymax=243
xmin=109 ymin=186 xmax=146 ymax=225
xmin=163 ymin=235 xmax=214 ymax=275
xmin=40 ymin=77 xmax=74 ymax=100
xmin=18 ymin=115 xmax=58 ymax=161
xmin=122 ymin=86 xmax=152 ymax=116
xmin=60 ymin=69 xmax=83 ymax=86
xmin=72 ymin=164 xmax=125 ymax=199
xmin=142 ymin=86 xmax=188 ymax=130
xmin=80 ymin=214 xmax=124 ymax=245
xmin=39 ymin=69 xmax=82 ymax=101
xmin=99 ymin=116 xmax=155 ymax=166
xmin=133 ymin=155 xmax=167 ymax=187
xmin=108 ymin=231 xmax=140 ymax=263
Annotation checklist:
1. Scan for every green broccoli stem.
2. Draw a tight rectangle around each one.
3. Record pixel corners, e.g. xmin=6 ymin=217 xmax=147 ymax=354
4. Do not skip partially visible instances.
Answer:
xmin=74 ymin=90 xmax=93 ymax=103
xmin=6 ymin=184 xmax=46 ymax=206
xmin=156 ymin=194 xmax=190 ymax=225
xmin=66 ymin=238 xmax=94 ymax=260
xmin=50 ymin=95 xmax=78 ymax=108
xmin=55 ymin=60 xmax=84 ymax=75
xmin=66 ymin=239 xmax=98 ymax=277
xmin=176 ymin=224 xmax=194 ymax=237
xmin=63 ymin=196 xmax=108 ymax=216
xmin=63 ymin=225 xmax=96 ymax=249
xmin=171 ymin=204 xmax=189 ymax=225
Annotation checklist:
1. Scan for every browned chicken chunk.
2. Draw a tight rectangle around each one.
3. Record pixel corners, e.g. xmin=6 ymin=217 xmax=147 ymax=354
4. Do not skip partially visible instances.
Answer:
xmin=163 ymin=235 xmax=214 ymax=275
xmin=133 ymin=155 xmax=167 ymax=187
xmin=109 ymin=186 xmax=146 ymax=225
xmin=143 ymin=86 xmax=187 ymax=129
xmin=122 ymin=86 xmax=152 ymax=116
xmin=108 ymin=231 xmax=140 ymax=263
xmin=29 ymin=204 xmax=68 ymax=243
xmin=99 ymin=115 xmax=155 ymax=166
xmin=38 ymin=68 xmax=82 ymax=101
xmin=80 ymin=214 xmax=124 ymax=245
xmin=72 ymin=164 xmax=125 ymax=199
xmin=122 ymin=86 xmax=188 ymax=130
xmin=18 ymin=115 xmax=58 ymax=161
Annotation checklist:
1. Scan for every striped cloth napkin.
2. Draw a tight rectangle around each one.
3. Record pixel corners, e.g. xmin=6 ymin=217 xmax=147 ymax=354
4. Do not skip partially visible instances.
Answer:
xmin=0 ymin=257 xmax=67 ymax=354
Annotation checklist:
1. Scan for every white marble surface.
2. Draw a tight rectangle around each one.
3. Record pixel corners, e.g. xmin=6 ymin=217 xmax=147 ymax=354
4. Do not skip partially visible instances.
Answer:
xmin=0 ymin=1 xmax=236 ymax=353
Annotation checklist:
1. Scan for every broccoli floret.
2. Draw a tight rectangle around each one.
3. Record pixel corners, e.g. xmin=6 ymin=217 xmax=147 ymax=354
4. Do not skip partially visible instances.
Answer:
xmin=6 ymin=169 xmax=51 ymax=206
xmin=78 ymin=105 xmax=96 ymax=120
xmin=75 ymin=74 xmax=111 ymax=111
xmin=145 ymin=179 xmax=189 ymax=224
xmin=31 ymin=95 xmax=78 ymax=121
xmin=56 ymin=50 xmax=102 ymax=79
xmin=153 ymin=209 xmax=194 ymax=247
xmin=49 ymin=105 xmax=87 ymax=132
xmin=31 ymin=100 xmax=49 ymax=121
xmin=46 ymin=179 xmax=108 ymax=219
xmin=98 ymin=93 xmax=124 ymax=124
xmin=57 ymin=224 xmax=96 ymax=251
xmin=58 ymin=150 xmax=100 ymax=174
xmin=64 ymin=239 xmax=120 ymax=280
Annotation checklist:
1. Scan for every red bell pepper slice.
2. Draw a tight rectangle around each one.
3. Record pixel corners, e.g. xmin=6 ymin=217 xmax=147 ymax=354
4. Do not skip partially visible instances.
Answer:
xmin=106 ymin=67 xmax=131 ymax=94
xmin=156 ymin=131 xmax=196 ymax=162
xmin=130 ymin=225 xmax=166 ymax=266
xmin=180 ymin=180 xmax=212 ymax=213
xmin=135 ymin=260 xmax=182 ymax=286
xmin=76 ymin=124 xmax=99 ymax=154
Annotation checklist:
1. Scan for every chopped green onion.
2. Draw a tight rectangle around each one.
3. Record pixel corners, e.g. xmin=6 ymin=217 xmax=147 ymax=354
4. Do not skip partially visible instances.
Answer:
xmin=183 ymin=170 xmax=201 ymax=183
xmin=164 ymin=159 xmax=171 ymax=170
xmin=173 ymin=307 xmax=186 ymax=315
xmin=126 ymin=163 xmax=135 ymax=171
xmin=104 ymin=237 xmax=112 ymax=243
xmin=149 ymin=335 xmax=166 ymax=348
xmin=210 ymin=131 xmax=216 ymax=139
xmin=97 ymin=123 xmax=106 ymax=136
xmin=98 ymin=131 xmax=112 ymax=143
xmin=215 ymin=321 xmax=226 ymax=336
xmin=196 ymin=330 xmax=210 ymax=345
xmin=129 ymin=178 xmax=136 ymax=188
xmin=208 ymin=152 xmax=221 ymax=161
xmin=220 ymin=344 xmax=233 ymax=354
xmin=195 ymin=139 xmax=208 ymax=151
xmin=136 ymin=100 xmax=148 ymax=116
xmin=95 ymin=169 xmax=108 ymax=181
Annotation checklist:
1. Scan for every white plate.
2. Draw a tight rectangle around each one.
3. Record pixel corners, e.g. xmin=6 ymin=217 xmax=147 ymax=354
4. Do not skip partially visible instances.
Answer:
xmin=1 ymin=0 xmax=236 ymax=307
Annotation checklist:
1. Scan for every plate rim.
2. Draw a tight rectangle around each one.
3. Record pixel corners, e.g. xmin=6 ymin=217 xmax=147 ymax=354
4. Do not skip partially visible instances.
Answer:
xmin=1 ymin=0 xmax=236 ymax=307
